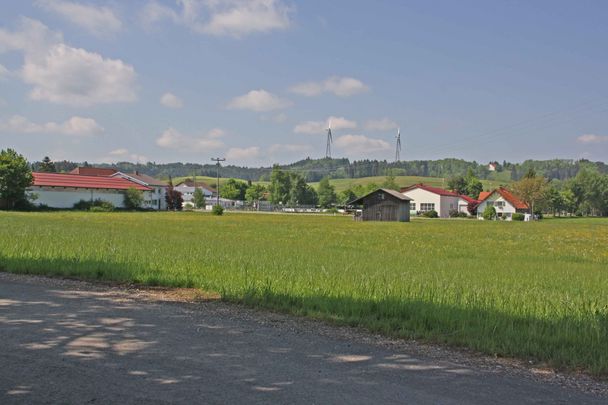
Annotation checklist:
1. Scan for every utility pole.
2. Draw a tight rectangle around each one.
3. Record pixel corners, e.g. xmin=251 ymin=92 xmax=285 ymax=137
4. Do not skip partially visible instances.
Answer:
xmin=211 ymin=157 xmax=225 ymax=206
xmin=395 ymin=127 xmax=401 ymax=162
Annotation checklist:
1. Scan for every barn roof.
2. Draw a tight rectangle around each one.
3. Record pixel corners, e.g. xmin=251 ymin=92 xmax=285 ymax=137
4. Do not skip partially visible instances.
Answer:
xmin=32 ymin=172 xmax=151 ymax=191
xmin=348 ymin=188 xmax=413 ymax=205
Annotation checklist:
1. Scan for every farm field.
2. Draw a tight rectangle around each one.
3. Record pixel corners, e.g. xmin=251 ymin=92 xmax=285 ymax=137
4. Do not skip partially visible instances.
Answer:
xmin=0 ymin=212 xmax=606 ymax=374
xmin=309 ymin=175 xmax=508 ymax=193
xmin=171 ymin=174 xmax=507 ymax=193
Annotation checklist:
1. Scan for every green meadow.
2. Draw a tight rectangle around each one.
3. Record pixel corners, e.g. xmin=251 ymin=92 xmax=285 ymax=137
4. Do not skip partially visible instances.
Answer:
xmin=0 ymin=212 xmax=606 ymax=374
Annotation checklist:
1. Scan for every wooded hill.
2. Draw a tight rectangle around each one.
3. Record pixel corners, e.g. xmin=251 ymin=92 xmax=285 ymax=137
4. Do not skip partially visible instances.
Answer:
xmin=32 ymin=157 xmax=607 ymax=183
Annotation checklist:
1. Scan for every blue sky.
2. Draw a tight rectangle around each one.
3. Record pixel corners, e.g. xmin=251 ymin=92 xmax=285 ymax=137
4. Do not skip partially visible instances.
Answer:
xmin=1 ymin=0 xmax=607 ymax=167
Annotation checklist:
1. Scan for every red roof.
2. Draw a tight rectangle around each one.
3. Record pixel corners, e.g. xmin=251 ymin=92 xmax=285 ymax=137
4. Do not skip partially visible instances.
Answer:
xmin=32 ymin=172 xmax=151 ymax=191
xmin=479 ymin=187 xmax=528 ymax=210
xmin=478 ymin=191 xmax=491 ymax=200
xmin=400 ymin=183 xmax=461 ymax=197
xmin=69 ymin=167 xmax=117 ymax=176
xmin=459 ymin=195 xmax=478 ymax=204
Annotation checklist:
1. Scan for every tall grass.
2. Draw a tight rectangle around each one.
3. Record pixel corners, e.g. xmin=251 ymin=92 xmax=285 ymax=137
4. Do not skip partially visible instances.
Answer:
xmin=0 ymin=212 xmax=606 ymax=374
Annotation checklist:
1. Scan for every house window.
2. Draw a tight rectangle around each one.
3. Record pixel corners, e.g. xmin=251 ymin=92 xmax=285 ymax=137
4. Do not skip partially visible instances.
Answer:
xmin=494 ymin=201 xmax=505 ymax=208
xmin=410 ymin=203 xmax=416 ymax=210
xmin=420 ymin=203 xmax=435 ymax=212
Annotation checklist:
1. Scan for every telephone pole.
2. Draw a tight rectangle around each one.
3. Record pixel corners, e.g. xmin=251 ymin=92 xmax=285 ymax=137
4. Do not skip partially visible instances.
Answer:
xmin=211 ymin=157 xmax=225 ymax=206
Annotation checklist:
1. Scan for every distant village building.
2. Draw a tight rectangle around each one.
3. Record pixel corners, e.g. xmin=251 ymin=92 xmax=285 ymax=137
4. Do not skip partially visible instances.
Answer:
xmin=174 ymin=179 xmax=216 ymax=207
xmin=29 ymin=172 xmax=151 ymax=209
xmin=69 ymin=167 xmax=118 ymax=176
xmin=401 ymin=184 xmax=475 ymax=218
xmin=476 ymin=187 xmax=529 ymax=220
xmin=111 ymin=171 xmax=168 ymax=210
xmin=349 ymin=188 xmax=412 ymax=222
xmin=488 ymin=162 xmax=498 ymax=172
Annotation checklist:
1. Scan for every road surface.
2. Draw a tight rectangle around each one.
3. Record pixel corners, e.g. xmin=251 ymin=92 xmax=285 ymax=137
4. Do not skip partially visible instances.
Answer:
xmin=0 ymin=273 xmax=604 ymax=404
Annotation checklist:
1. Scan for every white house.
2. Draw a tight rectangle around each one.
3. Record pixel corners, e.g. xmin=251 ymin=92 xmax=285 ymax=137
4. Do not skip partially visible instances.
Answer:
xmin=111 ymin=171 xmax=168 ymax=210
xmin=401 ymin=184 xmax=467 ymax=218
xmin=29 ymin=172 xmax=151 ymax=209
xmin=174 ymin=180 xmax=216 ymax=207
xmin=476 ymin=187 xmax=529 ymax=220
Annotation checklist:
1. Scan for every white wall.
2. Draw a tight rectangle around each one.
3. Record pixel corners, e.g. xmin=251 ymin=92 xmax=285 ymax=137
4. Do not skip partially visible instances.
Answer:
xmin=401 ymin=188 xmax=459 ymax=218
xmin=477 ymin=194 xmax=516 ymax=220
xmin=30 ymin=187 xmax=127 ymax=208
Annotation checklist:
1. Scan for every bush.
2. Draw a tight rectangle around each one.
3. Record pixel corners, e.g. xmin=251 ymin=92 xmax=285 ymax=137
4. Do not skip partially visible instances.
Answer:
xmin=212 ymin=205 xmax=224 ymax=216
xmin=422 ymin=210 xmax=438 ymax=218
xmin=482 ymin=205 xmax=496 ymax=220
xmin=512 ymin=213 xmax=525 ymax=221
xmin=73 ymin=199 xmax=114 ymax=212
xmin=449 ymin=209 xmax=468 ymax=218
xmin=123 ymin=187 xmax=144 ymax=210
xmin=326 ymin=207 xmax=339 ymax=214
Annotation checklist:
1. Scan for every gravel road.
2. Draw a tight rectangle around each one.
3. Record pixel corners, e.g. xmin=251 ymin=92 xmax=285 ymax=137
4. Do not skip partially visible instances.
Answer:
xmin=0 ymin=272 xmax=605 ymax=404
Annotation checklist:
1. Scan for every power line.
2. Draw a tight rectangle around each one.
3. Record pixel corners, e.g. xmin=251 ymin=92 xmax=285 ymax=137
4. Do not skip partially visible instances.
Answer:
xmin=211 ymin=157 xmax=225 ymax=206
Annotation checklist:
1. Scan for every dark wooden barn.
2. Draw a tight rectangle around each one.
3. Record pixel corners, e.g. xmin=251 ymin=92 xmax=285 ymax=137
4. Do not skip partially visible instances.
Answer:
xmin=349 ymin=188 xmax=412 ymax=222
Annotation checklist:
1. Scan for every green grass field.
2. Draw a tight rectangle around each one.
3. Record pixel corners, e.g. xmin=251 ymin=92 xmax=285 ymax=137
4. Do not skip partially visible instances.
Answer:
xmin=172 ymin=174 xmax=507 ymax=193
xmin=1 ymin=212 xmax=606 ymax=374
xmin=309 ymin=175 xmax=508 ymax=193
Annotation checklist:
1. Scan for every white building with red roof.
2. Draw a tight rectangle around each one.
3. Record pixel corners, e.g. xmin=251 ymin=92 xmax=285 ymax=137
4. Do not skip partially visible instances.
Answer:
xmin=400 ymin=184 xmax=477 ymax=218
xmin=111 ymin=171 xmax=169 ymax=210
xmin=29 ymin=172 xmax=151 ymax=209
xmin=476 ymin=187 xmax=530 ymax=220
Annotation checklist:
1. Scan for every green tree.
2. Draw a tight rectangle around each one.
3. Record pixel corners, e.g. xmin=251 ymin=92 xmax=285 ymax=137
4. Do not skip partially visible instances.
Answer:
xmin=511 ymin=175 xmax=548 ymax=219
xmin=269 ymin=166 xmax=291 ymax=204
xmin=338 ymin=188 xmax=358 ymax=205
xmin=245 ymin=184 xmax=266 ymax=204
xmin=447 ymin=175 xmax=467 ymax=195
xmin=381 ymin=175 xmax=399 ymax=191
xmin=288 ymin=174 xmax=317 ymax=206
xmin=220 ymin=178 xmax=248 ymax=200
xmin=0 ymin=149 xmax=33 ymax=210
xmin=123 ymin=187 xmax=144 ymax=210
xmin=317 ymin=177 xmax=337 ymax=208
xmin=193 ymin=187 xmax=206 ymax=208
xmin=38 ymin=156 xmax=57 ymax=173
xmin=482 ymin=205 xmax=496 ymax=220
xmin=464 ymin=169 xmax=483 ymax=198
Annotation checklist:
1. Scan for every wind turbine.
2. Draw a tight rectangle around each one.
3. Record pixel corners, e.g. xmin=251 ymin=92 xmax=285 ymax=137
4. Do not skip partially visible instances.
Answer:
xmin=395 ymin=127 xmax=402 ymax=162
xmin=325 ymin=119 xmax=333 ymax=159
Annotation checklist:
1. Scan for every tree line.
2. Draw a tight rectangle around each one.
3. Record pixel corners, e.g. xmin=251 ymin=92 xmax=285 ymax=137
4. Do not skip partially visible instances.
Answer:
xmin=30 ymin=156 xmax=608 ymax=183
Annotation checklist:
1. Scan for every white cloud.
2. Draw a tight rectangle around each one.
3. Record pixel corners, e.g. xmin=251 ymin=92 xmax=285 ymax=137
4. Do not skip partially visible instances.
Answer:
xmin=227 ymin=89 xmax=292 ymax=112
xmin=226 ymin=146 xmax=260 ymax=160
xmin=365 ymin=118 xmax=398 ymax=131
xmin=0 ymin=115 xmax=103 ymax=136
xmin=37 ymin=0 xmax=122 ymax=37
xmin=268 ymin=143 xmax=312 ymax=154
xmin=294 ymin=116 xmax=357 ymax=134
xmin=334 ymin=134 xmax=391 ymax=155
xmin=577 ymin=134 xmax=608 ymax=144
xmin=0 ymin=18 xmax=137 ymax=106
xmin=0 ymin=63 xmax=8 ymax=78
xmin=141 ymin=0 xmax=292 ymax=38
xmin=156 ymin=127 xmax=224 ymax=152
xmin=109 ymin=148 xmax=129 ymax=156
xmin=290 ymin=76 xmax=369 ymax=97
xmin=107 ymin=148 xmax=148 ymax=163
xmin=260 ymin=112 xmax=288 ymax=123
xmin=160 ymin=92 xmax=183 ymax=108
xmin=206 ymin=128 xmax=225 ymax=138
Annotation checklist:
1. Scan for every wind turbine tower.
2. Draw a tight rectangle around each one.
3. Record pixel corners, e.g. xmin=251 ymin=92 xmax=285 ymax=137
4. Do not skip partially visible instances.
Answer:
xmin=325 ymin=120 xmax=333 ymax=159
xmin=395 ymin=127 xmax=402 ymax=162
